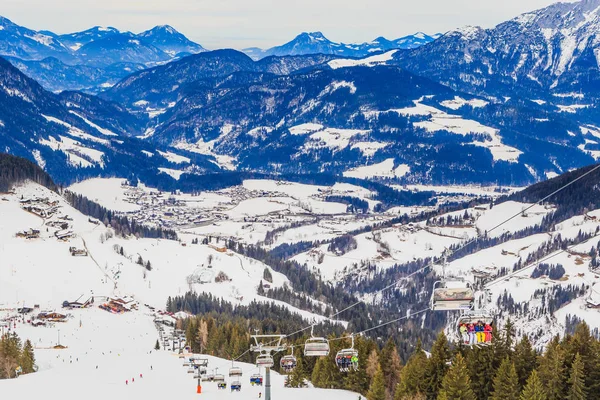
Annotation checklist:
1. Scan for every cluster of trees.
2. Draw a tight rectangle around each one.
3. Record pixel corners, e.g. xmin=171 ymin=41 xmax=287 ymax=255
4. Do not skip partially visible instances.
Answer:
xmin=328 ymin=235 xmax=358 ymax=255
xmin=531 ymin=263 xmax=565 ymax=280
xmin=391 ymin=322 xmax=600 ymax=400
xmin=427 ymin=210 xmax=474 ymax=227
xmin=325 ymin=195 xmax=370 ymax=213
xmin=0 ymin=333 xmax=35 ymax=379
xmin=0 ymin=153 xmax=56 ymax=193
xmin=62 ymin=190 xmax=178 ymax=240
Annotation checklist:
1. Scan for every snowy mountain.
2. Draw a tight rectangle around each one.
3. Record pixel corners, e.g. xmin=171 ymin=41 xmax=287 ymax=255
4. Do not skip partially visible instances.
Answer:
xmin=0 ymin=16 xmax=71 ymax=61
xmin=243 ymin=31 xmax=438 ymax=60
xmin=0 ymin=16 xmax=207 ymax=92
xmin=5 ymin=56 xmax=146 ymax=93
xmin=392 ymin=0 xmax=600 ymax=103
xmin=101 ymin=48 xmax=596 ymax=185
xmin=0 ymin=57 xmax=220 ymax=183
xmin=58 ymin=26 xmax=122 ymax=51
xmin=137 ymin=25 xmax=206 ymax=56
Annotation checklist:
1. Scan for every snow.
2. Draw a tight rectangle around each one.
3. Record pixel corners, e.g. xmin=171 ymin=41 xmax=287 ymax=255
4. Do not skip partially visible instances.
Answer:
xmin=69 ymin=178 xmax=142 ymax=212
xmin=31 ymin=149 xmax=45 ymax=169
xmin=141 ymin=150 xmax=154 ymax=157
xmin=327 ymin=50 xmax=397 ymax=69
xmin=157 ymin=150 xmax=191 ymax=164
xmin=303 ymin=127 xmax=369 ymax=152
xmin=558 ymin=104 xmax=589 ymax=113
xmin=324 ymin=81 xmax=357 ymax=94
xmin=69 ymin=111 xmax=118 ymax=136
xmin=288 ymin=123 xmax=324 ymax=136
xmin=377 ymin=100 xmax=522 ymax=162
xmin=42 ymin=114 xmax=110 ymax=145
xmin=24 ymin=33 xmax=55 ymax=46
xmin=39 ymin=135 xmax=105 ymax=168
xmin=343 ymin=158 xmax=410 ymax=179
xmin=350 ymin=141 xmax=389 ymax=157
xmin=158 ymin=167 xmax=187 ymax=180
xmin=440 ymin=96 xmax=489 ymax=110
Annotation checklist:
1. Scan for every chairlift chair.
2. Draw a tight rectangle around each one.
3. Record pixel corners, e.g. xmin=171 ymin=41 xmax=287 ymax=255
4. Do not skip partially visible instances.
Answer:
xmin=431 ymin=280 xmax=474 ymax=311
xmin=304 ymin=326 xmax=330 ymax=357
xmin=335 ymin=335 xmax=359 ymax=372
xmin=280 ymin=354 xmax=297 ymax=373
xmin=187 ymin=367 xmax=195 ymax=373
xmin=256 ymin=353 xmax=274 ymax=368
xmin=214 ymin=374 xmax=225 ymax=382
xmin=217 ymin=382 xmax=227 ymax=390
xmin=457 ymin=311 xmax=494 ymax=346
xmin=229 ymin=366 xmax=243 ymax=377
xmin=231 ymin=381 xmax=242 ymax=391
xmin=250 ymin=373 xmax=263 ymax=386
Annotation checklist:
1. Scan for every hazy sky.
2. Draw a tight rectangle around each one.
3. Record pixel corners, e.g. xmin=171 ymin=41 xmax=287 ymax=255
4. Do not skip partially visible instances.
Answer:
xmin=2 ymin=0 xmax=567 ymax=49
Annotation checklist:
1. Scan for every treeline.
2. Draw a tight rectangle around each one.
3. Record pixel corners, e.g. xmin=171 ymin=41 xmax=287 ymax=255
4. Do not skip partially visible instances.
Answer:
xmin=390 ymin=322 xmax=600 ymax=400
xmin=62 ymin=190 xmax=178 ymax=240
xmin=0 ymin=152 xmax=56 ymax=193
xmin=0 ymin=333 xmax=36 ymax=379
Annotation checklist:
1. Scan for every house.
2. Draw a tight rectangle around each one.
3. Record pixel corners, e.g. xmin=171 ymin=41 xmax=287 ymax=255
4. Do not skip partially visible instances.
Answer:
xmin=69 ymin=247 xmax=88 ymax=256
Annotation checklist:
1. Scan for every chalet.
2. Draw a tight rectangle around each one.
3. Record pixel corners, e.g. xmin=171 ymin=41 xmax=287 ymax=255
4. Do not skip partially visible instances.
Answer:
xmin=69 ymin=247 xmax=88 ymax=256
xmin=55 ymin=230 xmax=74 ymax=240
xmin=16 ymin=229 xmax=40 ymax=239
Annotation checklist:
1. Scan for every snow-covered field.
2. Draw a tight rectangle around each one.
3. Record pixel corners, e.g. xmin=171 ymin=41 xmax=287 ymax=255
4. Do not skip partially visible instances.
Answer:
xmin=0 ymin=180 xmax=362 ymax=397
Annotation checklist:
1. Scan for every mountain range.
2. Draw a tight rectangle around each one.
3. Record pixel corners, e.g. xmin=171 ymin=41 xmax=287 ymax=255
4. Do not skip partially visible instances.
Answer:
xmin=241 ymin=31 xmax=439 ymax=60
xmin=1 ymin=0 xmax=600 ymax=187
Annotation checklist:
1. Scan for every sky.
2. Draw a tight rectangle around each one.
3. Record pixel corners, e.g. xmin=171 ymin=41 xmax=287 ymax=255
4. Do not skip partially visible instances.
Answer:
xmin=2 ymin=0 xmax=568 ymax=49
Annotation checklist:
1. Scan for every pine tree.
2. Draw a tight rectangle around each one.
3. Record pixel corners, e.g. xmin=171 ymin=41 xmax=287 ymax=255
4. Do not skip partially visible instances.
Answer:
xmin=424 ymin=332 xmax=451 ymax=399
xmin=366 ymin=349 xmax=380 ymax=380
xmin=394 ymin=347 xmax=427 ymax=400
xmin=368 ymin=367 xmax=386 ymax=400
xmin=566 ymin=353 xmax=586 ymax=400
xmin=437 ymin=353 xmax=475 ymax=400
xmin=20 ymin=339 xmax=35 ymax=374
xmin=491 ymin=357 xmax=520 ymax=400
xmin=154 ymin=340 xmax=160 ymax=350
xmin=289 ymin=356 xmax=306 ymax=388
xmin=513 ymin=335 xmax=537 ymax=389
xmin=537 ymin=338 xmax=566 ymax=400
xmin=379 ymin=338 xmax=402 ymax=400
xmin=519 ymin=370 xmax=545 ymax=400
xmin=465 ymin=346 xmax=495 ymax=400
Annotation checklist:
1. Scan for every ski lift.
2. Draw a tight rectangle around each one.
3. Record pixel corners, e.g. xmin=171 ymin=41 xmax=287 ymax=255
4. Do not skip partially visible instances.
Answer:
xmin=217 ymin=382 xmax=227 ymax=390
xmin=256 ymin=353 xmax=274 ymax=368
xmin=280 ymin=347 xmax=297 ymax=373
xmin=214 ymin=374 xmax=225 ymax=382
xmin=304 ymin=326 xmax=330 ymax=357
xmin=183 ymin=361 xmax=190 ymax=367
xmin=231 ymin=381 xmax=242 ymax=392
xmin=187 ymin=367 xmax=195 ymax=373
xmin=431 ymin=253 xmax=474 ymax=311
xmin=335 ymin=335 xmax=359 ymax=372
xmin=250 ymin=373 xmax=263 ymax=386
xmin=431 ymin=279 xmax=474 ymax=311
xmin=229 ymin=365 xmax=243 ymax=377
xmin=202 ymin=374 xmax=213 ymax=382
xmin=457 ymin=311 xmax=495 ymax=346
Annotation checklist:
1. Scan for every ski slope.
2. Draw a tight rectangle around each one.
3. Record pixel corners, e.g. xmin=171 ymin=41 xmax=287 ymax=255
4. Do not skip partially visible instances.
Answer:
xmin=2 ymin=306 xmax=358 ymax=400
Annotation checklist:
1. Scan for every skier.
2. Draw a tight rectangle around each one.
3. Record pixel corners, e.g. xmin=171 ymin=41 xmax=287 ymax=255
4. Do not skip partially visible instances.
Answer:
xmin=140 ymin=373 xmax=143 ymax=378
xmin=132 ymin=377 xmax=135 ymax=383
xmin=126 ymin=380 xmax=128 ymax=385
xmin=150 ymin=365 xmax=153 ymax=370
xmin=259 ymin=393 xmax=262 ymax=398
xmin=459 ymin=323 xmax=468 ymax=344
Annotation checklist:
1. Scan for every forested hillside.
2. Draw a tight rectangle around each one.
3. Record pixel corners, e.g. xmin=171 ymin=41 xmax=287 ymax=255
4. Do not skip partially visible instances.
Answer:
xmin=0 ymin=153 xmax=56 ymax=192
